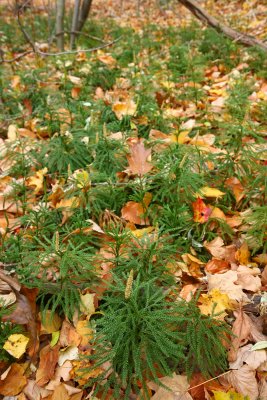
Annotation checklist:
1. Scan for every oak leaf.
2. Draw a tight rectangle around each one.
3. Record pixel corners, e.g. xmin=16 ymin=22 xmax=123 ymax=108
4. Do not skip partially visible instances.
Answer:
xmin=126 ymin=138 xmax=152 ymax=176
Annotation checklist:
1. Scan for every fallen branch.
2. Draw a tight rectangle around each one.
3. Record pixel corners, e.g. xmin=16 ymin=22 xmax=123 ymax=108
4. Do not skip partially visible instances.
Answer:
xmin=178 ymin=0 xmax=267 ymax=52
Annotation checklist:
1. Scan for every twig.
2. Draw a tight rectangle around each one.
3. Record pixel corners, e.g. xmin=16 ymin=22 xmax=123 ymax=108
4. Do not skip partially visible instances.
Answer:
xmin=188 ymin=370 xmax=231 ymax=391
xmin=54 ymin=30 xmax=105 ymax=43
xmin=0 ymin=37 xmax=121 ymax=63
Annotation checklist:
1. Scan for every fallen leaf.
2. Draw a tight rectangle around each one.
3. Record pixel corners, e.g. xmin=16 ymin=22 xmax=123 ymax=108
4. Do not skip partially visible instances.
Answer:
xmin=235 ymin=265 xmax=261 ymax=292
xmin=204 ymin=237 xmax=226 ymax=259
xmin=26 ymin=168 xmax=48 ymax=194
xmin=3 ymin=334 xmax=29 ymax=359
xmin=213 ymin=390 xmax=247 ymax=400
xmin=36 ymin=344 xmax=59 ymax=386
xmin=199 ymin=288 xmax=233 ymax=318
xmin=58 ymin=346 xmax=79 ymax=366
xmin=235 ymin=242 xmax=250 ymax=265
xmin=0 ymin=363 xmax=27 ymax=396
xmin=205 ymin=258 xmax=230 ymax=274
xmin=126 ymin=138 xmax=152 ymax=176
xmin=226 ymin=365 xmax=258 ymax=400
xmin=197 ymin=186 xmax=225 ymax=198
xmin=51 ymin=383 xmax=70 ymax=400
xmin=228 ymin=310 xmax=252 ymax=362
xmin=121 ymin=201 xmax=149 ymax=225
xmin=41 ymin=310 xmax=62 ymax=334
xmin=80 ymin=293 xmax=95 ymax=317
xmin=208 ymin=270 xmax=248 ymax=302
xmin=148 ymin=373 xmax=193 ymax=400
xmin=76 ymin=320 xmax=94 ymax=347
xmin=112 ymin=99 xmax=137 ymax=120
xmin=192 ymin=198 xmax=212 ymax=223
xmin=229 ymin=343 xmax=267 ymax=370
xmin=225 ymin=177 xmax=245 ymax=203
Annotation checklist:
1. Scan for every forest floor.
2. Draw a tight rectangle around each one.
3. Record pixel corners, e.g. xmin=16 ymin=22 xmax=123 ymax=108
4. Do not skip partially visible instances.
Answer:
xmin=0 ymin=0 xmax=267 ymax=399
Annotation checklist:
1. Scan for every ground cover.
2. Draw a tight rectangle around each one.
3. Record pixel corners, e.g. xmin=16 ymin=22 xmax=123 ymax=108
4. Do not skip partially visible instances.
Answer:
xmin=0 ymin=1 xmax=267 ymax=399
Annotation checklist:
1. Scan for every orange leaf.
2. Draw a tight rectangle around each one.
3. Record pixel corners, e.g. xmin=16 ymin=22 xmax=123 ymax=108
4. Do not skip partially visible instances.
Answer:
xmin=192 ymin=198 xmax=212 ymax=223
xmin=0 ymin=364 xmax=27 ymax=396
xmin=121 ymin=201 xmax=149 ymax=225
xmin=36 ymin=344 xmax=60 ymax=386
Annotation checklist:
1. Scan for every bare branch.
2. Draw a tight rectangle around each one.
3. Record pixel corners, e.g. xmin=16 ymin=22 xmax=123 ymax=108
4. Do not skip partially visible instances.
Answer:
xmin=178 ymin=0 xmax=267 ymax=52
xmin=0 ymin=37 xmax=121 ymax=64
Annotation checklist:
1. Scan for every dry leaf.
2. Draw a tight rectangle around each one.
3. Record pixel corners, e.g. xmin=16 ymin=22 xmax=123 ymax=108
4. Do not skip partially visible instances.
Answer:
xmin=235 ymin=265 xmax=261 ymax=292
xmin=192 ymin=198 xmax=212 ymax=223
xmin=229 ymin=343 xmax=267 ymax=370
xmin=36 ymin=344 xmax=60 ymax=386
xmin=80 ymin=293 xmax=95 ymax=317
xmin=51 ymin=383 xmax=70 ymax=400
xmin=226 ymin=365 xmax=258 ymax=400
xmin=27 ymin=168 xmax=48 ymax=194
xmin=121 ymin=201 xmax=149 ymax=225
xmin=225 ymin=177 xmax=245 ymax=203
xmin=112 ymin=99 xmax=137 ymax=120
xmin=205 ymin=258 xmax=230 ymax=274
xmin=59 ymin=320 xmax=81 ymax=347
xmin=204 ymin=237 xmax=225 ymax=258
xmin=208 ymin=270 xmax=248 ymax=302
xmin=126 ymin=138 xmax=152 ymax=176
xmin=76 ymin=320 xmax=94 ymax=347
xmin=0 ymin=364 xmax=27 ymax=396
xmin=228 ymin=310 xmax=252 ymax=362
xmin=3 ymin=334 xmax=29 ymax=359
xmin=197 ymin=186 xmax=225 ymax=198
xmin=199 ymin=288 xmax=233 ymax=318
xmin=148 ymin=373 xmax=193 ymax=400
xmin=41 ymin=310 xmax=62 ymax=334
xmin=58 ymin=346 xmax=79 ymax=366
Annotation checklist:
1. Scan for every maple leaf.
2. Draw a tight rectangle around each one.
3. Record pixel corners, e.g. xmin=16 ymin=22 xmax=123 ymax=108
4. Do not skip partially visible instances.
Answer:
xmin=199 ymin=288 xmax=234 ymax=318
xmin=26 ymin=167 xmax=48 ymax=194
xmin=192 ymin=197 xmax=212 ymax=223
xmin=112 ymin=98 xmax=137 ymax=120
xmin=126 ymin=138 xmax=152 ymax=176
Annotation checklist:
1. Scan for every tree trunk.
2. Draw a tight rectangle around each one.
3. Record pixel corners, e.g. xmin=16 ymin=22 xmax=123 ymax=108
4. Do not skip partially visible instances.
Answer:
xmin=77 ymin=0 xmax=93 ymax=32
xmin=70 ymin=0 xmax=81 ymax=49
xmin=178 ymin=0 xmax=267 ymax=52
xmin=56 ymin=0 xmax=65 ymax=51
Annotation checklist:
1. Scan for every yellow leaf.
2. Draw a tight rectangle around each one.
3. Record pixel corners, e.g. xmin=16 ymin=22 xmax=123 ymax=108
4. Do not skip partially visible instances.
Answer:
xmin=80 ymin=293 xmax=95 ymax=317
xmin=76 ymin=320 xmax=94 ymax=346
xmin=27 ymin=168 xmax=48 ymax=194
xmin=7 ymin=124 xmax=18 ymax=141
xmin=112 ymin=99 xmax=137 ymax=120
xmin=41 ymin=310 xmax=62 ymax=334
xmin=131 ymin=226 xmax=155 ymax=238
xmin=199 ymin=288 xmax=234 ymax=318
xmin=3 ymin=334 xmax=29 ymax=359
xmin=171 ymin=131 xmax=190 ymax=144
xmin=197 ymin=186 xmax=225 ymax=198
xmin=213 ymin=390 xmax=247 ymax=400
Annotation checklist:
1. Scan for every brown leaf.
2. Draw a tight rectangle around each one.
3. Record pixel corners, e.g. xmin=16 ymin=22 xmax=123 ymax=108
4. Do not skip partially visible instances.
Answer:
xmin=225 ymin=177 xmax=245 ymax=203
xmin=228 ymin=309 xmax=252 ymax=362
xmin=229 ymin=344 xmax=267 ymax=370
xmin=4 ymin=291 xmax=38 ymax=358
xmin=148 ymin=373 xmax=192 ymax=400
xmin=0 ymin=363 xmax=27 ymax=396
xmin=23 ymin=379 xmax=51 ymax=400
xmin=59 ymin=320 xmax=81 ymax=347
xmin=235 ymin=242 xmax=250 ymax=265
xmin=121 ymin=201 xmax=149 ymax=225
xmin=51 ymin=383 xmax=70 ymax=400
xmin=36 ymin=344 xmax=60 ymax=386
xmin=235 ymin=265 xmax=261 ymax=292
xmin=126 ymin=138 xmax=152 ymax=176
xmin=226 ymin=365 xmax=258 ymax=400
xmin=208 ymin=270 xmax=248 ymax=302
